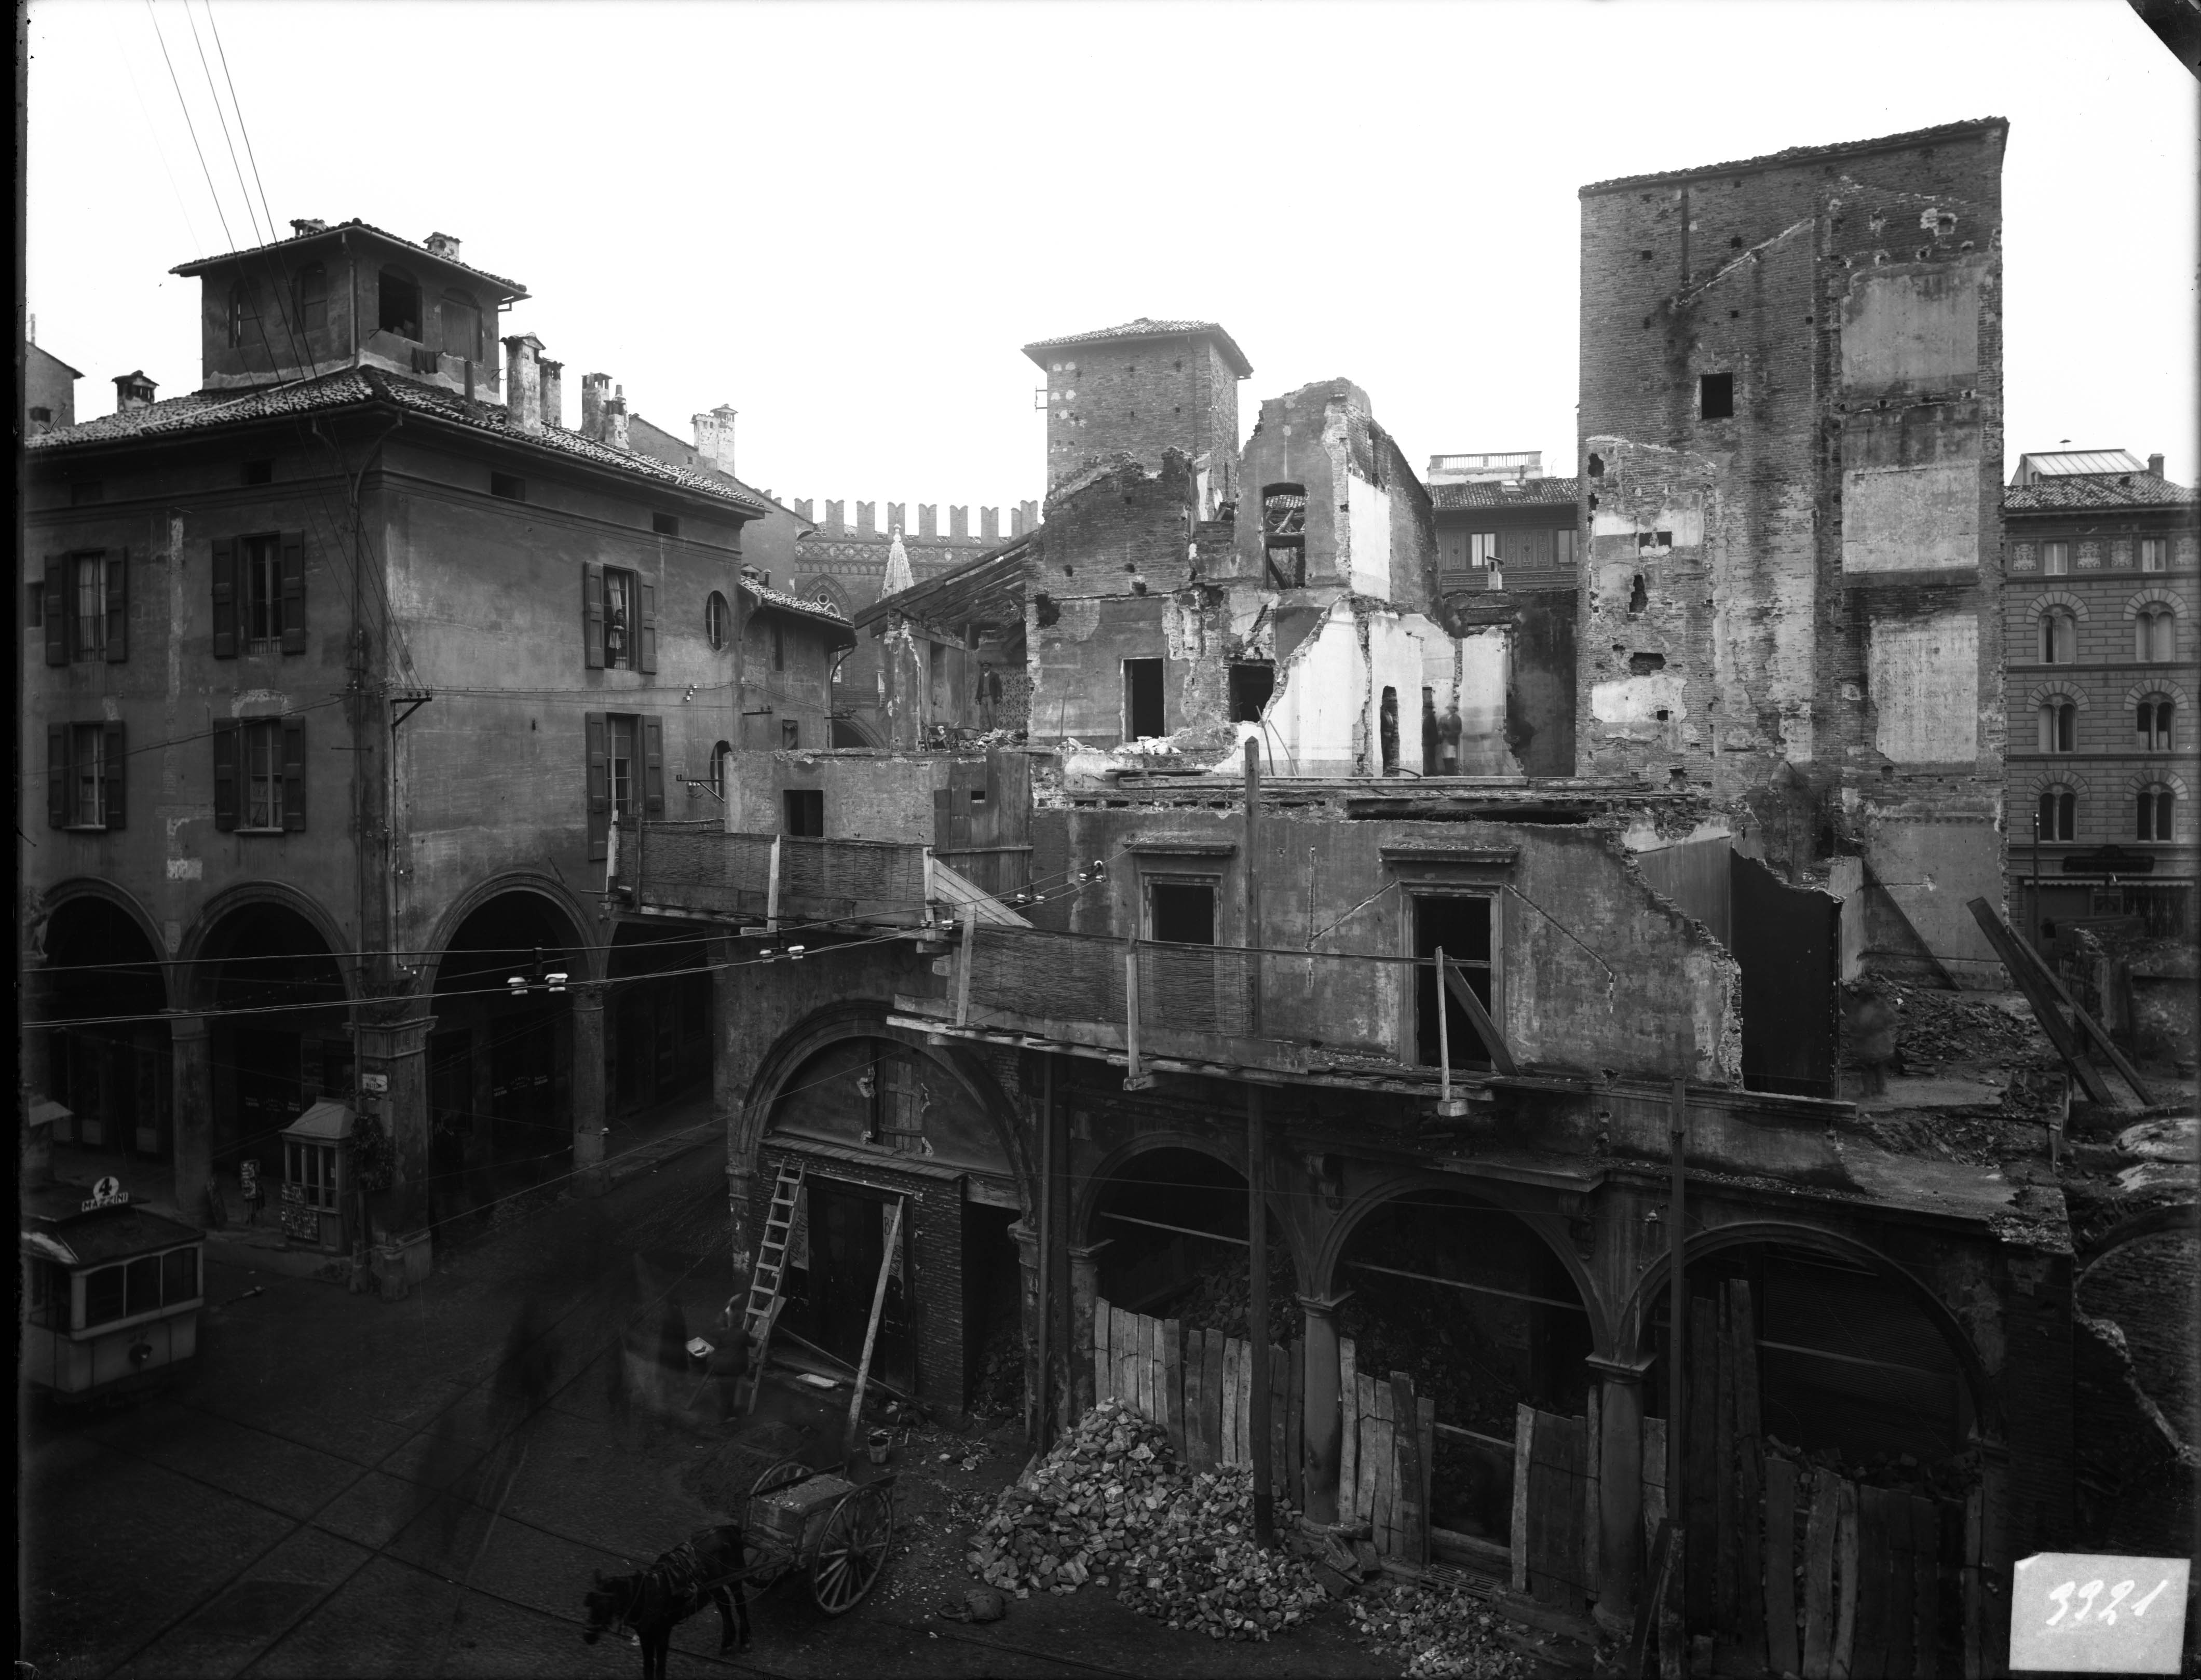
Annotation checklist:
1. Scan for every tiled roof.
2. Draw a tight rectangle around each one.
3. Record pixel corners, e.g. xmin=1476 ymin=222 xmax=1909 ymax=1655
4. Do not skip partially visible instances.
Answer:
xmin=2005 ymin=477 xmax=2196 ymax=512
xmin=2014 ymin=449 xmax=2148 ymax=478
xmin=170 ymin=219 xmax=527 ymax=300
xmin=28 ymin=367 xmax=767 ymax=514
xmin=744 ymin=577 xmax=855 ymax=639
xmin=854 ymin=532 xmax=1035 ymax=631
xmin=1023 ymin=317 xmax=1252 ymax=377
xmin=1431 ymin=476 xmax=1581 ymax=511
xmin=1579 ymin=117 xmax=2006 ymax=196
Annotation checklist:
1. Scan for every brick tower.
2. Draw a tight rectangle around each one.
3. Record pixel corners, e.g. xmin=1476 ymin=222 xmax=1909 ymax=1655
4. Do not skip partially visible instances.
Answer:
xmin=1023 ymin=317 xmax=1251 ymax=514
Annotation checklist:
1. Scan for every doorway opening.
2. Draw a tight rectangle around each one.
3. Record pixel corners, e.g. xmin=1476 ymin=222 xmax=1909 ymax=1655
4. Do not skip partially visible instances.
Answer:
xmin=963 ymin=1200 xmax=1024 ymax=1420
xmin=1413 ymin=894 xmax=1493 ymax=1067
xmin=1124 ymin=658 xmax=1165 ymax=740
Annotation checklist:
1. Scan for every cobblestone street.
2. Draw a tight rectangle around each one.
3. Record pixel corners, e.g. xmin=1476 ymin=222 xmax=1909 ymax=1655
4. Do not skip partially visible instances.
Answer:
xmin=20 ymin=1144 xmax=1390 ymax=1680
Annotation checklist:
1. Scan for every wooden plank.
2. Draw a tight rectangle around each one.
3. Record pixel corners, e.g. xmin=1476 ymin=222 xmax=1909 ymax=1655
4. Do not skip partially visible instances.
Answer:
xmin=1202 ymin=1330 xmax=1224 ymax=1474
xmin=1763 ymin=1457 xmax=1801 ymax=1678
xmin=1371 ymin=1377 xmax=1395 ymax=1555
xmin=1801 ymin=1468 xmax=1839 ymax=1679
xmin=1832 ymin=1478 xmax=1859 ymax=1680
xmin=1286 ymin=1337 xmax=1305 ymax=1509
xmin=1511 ymin=1402 xmax=1533 ymax=1592
xmin=1094 ymin=1300 xmax=1111 ymax=1404
xmin=1417 ymin=1397 xmax=1435 ymax=1570
xmin=1118 ymin=1306 xmax=1137 ymax=1414
xmin=1965 ymin=898 xmax=2118 ymax=1105
xmin=1911 ymin=1496 xmax=1941 ymax=1680
xmin=1714 ymin=1289 xmax=1738 ymax=1631
xmin=1221 ymin=1337 xmax=1242 ymax=1467
xmin=1391 ymin=1373 xmax=1424 ymax=1564
xmin=1969 ymin=896 xmax=2153 ymax=1104
xmin=1139 ymin=1311 xmax=1158 ymax=1419
xmin=1851 ymin=1485 xmax=1890 ymax=1680
xmin=1106 ymin=1306 xmax=1124 ymax=1408
xmin=1962 ymin=1483 xmax=1983 ymax=1680
xmin=1641 ymin=1414 xmax=1668 ymax=1556
xmin=1181 ymin=1327 xmax=1204 ymax=1468
xmin=1886 ymin=1489 xmax=1916 ymax=1680
xmin=1339 ymin=1338 xmax=1361 ymax=1523
xmin=1548 ymin=1413 xmax=1586 ymax=1613
xmin=1357 ymin=1374 xmax=1382 ymax=1544
xmin=1270 ymin=1345 xmax=1289 ymax=1500
xmin=1687 ymin=1295 xmax=1718 ymax=1627
xmin=1161 ymin=1318 xmax=1184 ymax=1457
xmin=1730 ymin=1280 xmax=1767 ymax=1662
xmin=1584 ymin=1384 xmax=1602 ymax=1598
xmin=842 ymin=1198 xmax=905 ymax=1456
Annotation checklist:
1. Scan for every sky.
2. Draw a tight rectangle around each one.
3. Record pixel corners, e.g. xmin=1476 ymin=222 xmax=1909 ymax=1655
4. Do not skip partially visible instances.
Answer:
xmin=24 ymin=0 xmax=2201 ymax=511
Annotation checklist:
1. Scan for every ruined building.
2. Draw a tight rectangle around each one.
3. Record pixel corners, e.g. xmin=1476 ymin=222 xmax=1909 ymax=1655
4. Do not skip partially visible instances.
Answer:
xmin=1579 ymin=118 xmax=2011 ymax=983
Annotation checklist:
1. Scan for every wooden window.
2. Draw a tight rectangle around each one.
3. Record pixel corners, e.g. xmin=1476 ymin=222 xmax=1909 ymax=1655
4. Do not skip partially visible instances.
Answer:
xmin=1413 ymin=893 xmax=1496 ymax=1068
xmin=72 ymin=554 xmax=105 ymax=660
xmin=2037 ymin=788 xmax=2075 ymax=842
xmin=438 ymin=290 xmax=480 ymax=360
xmin=585 ymin=711 xmax=610 ymax=859
xmin=2039 ymin=608 xmax=2075 ymax=664
xmin=2139 ymin=538 xmax=2166 ymax=573
xmin=285 ymin=1139 xmax=339 ymax=1210
xmin=2138 ymin=787 xmax=2175 ymax=843
xmin=377 ymin=267 xmax=421 ymax=338
xmin=243 ymin=721 xmax=283 ymax=830
xmin=243 ymin=533 xmax=282 ymax=653
xmin=2042 ymin=542 xmax=2069 ymax=576
xmin=214 ymin=717 xmax=305 ymax=833
xmin=1262 ymin=484 xmax=1307 ymax=588
xmin=46 ymin=720 xmax=124 ymax=831
xmin=608 ymin=713 xmax=637 ymax=818
xmin=706 ymin=591 xmax=732 ymax=650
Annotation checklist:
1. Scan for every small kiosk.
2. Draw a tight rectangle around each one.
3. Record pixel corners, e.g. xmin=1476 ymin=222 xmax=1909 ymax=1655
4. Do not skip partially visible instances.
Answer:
xmin=21 ymin=1178 xmax=206 ymax=1407
xmin=279 ymin=1100 xmax=356 ymax=1255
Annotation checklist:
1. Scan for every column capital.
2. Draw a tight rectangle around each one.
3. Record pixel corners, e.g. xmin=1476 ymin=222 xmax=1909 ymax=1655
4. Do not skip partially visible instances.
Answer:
xmin=1296 ymin=1290 xmax=1353 ymax=1319
xmin=1586 ymin=1351 xmax=1656 ymax=1384
xmin=1067 ymin=1238 xmax=1112 ymax=1262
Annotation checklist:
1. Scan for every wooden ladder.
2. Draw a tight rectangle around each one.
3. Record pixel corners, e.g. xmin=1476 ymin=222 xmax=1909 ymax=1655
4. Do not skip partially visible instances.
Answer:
xmin=736 ymin=1161 xmax=805 ymax=1414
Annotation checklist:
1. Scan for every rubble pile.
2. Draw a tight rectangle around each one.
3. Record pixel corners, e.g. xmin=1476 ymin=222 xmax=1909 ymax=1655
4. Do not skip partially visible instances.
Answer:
xmin=1845 ymin=976 xmax=2051 ymax=1078
xmin=1347 ymin=1579 xmax=1532 ymax=1679
xmin=1165 ymin=1250 xmax=1301 ymax=1345
xmin=967 ymin=1319 xmax=1026 ymax=1420
xmin=964 ymin=1399 xmax=1328 ymax=1640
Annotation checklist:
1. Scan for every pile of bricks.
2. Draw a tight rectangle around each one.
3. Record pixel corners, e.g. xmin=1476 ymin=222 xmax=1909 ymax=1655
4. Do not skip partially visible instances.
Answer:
xmin=963 ymin=1399 xmax=1328 ymax=1641
xmin=1346 ymin=1579 xmax=1532 ymax=1679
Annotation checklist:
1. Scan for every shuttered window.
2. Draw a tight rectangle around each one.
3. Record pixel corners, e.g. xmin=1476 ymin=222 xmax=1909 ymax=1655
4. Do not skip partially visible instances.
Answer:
xmin=585 ymin=711 xmax=610 ymax=859
xmin=47 ymin=552 xmax=125 ymax=662
xmin=46 ymin=721 xmax=125 ymax=831
xmin=212 ymin=718 xmax=304 ymax=832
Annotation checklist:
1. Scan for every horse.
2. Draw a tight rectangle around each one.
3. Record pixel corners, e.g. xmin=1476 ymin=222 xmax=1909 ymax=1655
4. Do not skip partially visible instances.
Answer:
xmin=581 ymin=1523 xmax=750 ymax=1679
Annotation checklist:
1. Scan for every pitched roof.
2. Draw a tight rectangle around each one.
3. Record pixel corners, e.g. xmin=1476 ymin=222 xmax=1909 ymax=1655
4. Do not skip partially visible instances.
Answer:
xmin=1023 ymin=317 xmax=1252 ymax=377
xmin=27 ymin=367 xmax=766 ymax=514
xmin=744 ymin=575 xmax=856 ymax=641
xmin=170 ymin=218 xmax=528 ymax=300
xmin=1431 ymin=476 xmax=1581 ymax=511
xmin=27 ymin=341 xmax=83 ymax=378
xmin=1579 ymin=117 xmax=2007 ymax=196
xmin=2005 ymin=476 xmax=2196 ymax=512
xmin=627 ymin=413 xmax=812 ymax=525
xmin=855 ymin=531 xmax=1035 ymax=632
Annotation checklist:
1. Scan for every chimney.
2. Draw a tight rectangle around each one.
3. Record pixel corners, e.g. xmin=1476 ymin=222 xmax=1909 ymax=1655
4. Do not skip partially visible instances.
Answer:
xmin=539 ymin=359 xmax=563 ymax=430
xmin=2148 ymin=453 xmax=2165 ymax=478
xmin=113 ymin=370 xmax=158 ymax=412
xmin=605 ymin=384 xmax=630 ymax=451
xmin=580 ymin=372 xmax=611 ymax=441
xmin=424 ymin=232 xmax=462 ymax=262
xmin=290 ymin=218 xmax=328 ymax=238
xmin=503 ymin=335 xmax=544 ymax=433
xmin=692 ymin=404 xmax=737 ymax=475
xmin=919 ymin=505 xmax=937 ymax=538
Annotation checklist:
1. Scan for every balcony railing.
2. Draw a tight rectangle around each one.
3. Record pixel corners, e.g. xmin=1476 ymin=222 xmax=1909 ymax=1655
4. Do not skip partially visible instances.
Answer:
xmin=901 ymin=924 xmax=1462 ymax=1083
xmin=632 ymin=822 xmax=932 ymax=928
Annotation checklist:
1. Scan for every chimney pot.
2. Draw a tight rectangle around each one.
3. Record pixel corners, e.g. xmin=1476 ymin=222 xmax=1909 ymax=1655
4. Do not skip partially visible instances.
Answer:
xmin=539 ymin=358 xmax=563 ymax=430
xmin=606 ymin=384 xmax=629 ymax=451
xmin=424 ymin=232 xmax=462 ymax=261
xmin=289 ymin=218 xmax=328 ymax=238
xmin=113 ymin=370 xmax=158 ymax=412
xmin=692 ymin=404 xmax=737 ymax=475
xmin=502 ymin=335 xmax=544 ymax=434
xmin=580 ymin=372 xmax=610 ymax=442
xmin=2148 ymin=453 xmax=2165 ymax=478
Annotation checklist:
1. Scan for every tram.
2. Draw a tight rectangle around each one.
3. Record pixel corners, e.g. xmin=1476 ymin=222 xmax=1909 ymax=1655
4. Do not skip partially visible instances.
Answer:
xmin=20 ymin=1176 xmax=206 ymax=1408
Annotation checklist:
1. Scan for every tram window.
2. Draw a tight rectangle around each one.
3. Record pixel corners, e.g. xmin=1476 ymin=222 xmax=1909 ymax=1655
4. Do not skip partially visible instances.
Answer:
xmin=84 ymin=1265 xmax=126 ymax=1327
xmin=25 ymin=1259 xmax=69 ymax=1327
xmin=125 ymin=1255 xmax=162 ymax=1317
xmin=162 ymin=1247 xmax=200 ymax=1304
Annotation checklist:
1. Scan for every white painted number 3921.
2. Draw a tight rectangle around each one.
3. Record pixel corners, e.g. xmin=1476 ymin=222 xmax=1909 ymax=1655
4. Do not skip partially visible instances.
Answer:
xmin=2010 ymin=1554 xmax=2190 ymax=1674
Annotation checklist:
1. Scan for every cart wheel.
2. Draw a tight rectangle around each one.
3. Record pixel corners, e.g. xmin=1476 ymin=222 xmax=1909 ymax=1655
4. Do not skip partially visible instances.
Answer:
xmin=809 ymin=1483 xmax=893 ymax=1616
xmin=743 ymin=1457 xmax=810 ymax=1587
xmin=748 ymin=1456 xmax=812 ymax=1502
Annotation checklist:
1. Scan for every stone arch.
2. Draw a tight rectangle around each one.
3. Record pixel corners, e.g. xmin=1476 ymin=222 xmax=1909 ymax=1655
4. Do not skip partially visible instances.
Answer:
xmin=1312 ymin=1168 xmax=1613 ymax=1358
xmin=32 ymin=876 xmax=182 ymax=1009
xmin=1074 ymin=1128 xmax=1279 ymax=1249
xmin=2077 ymin=1203 xmax=2198 ymax=1281
xmin=740 ymin=1000 xmax=1036 ymax=1212
xmin=1618 ymin=1218 xmax=2001 ymax=1444
xmin=2026 ymin=768 xmax=2089 ymax=795
xmin=2125 ymin=768 xmax=2189 ymax=799
xmin=2024 ymin=590 xmax=2088 ymax=621
xmin=2026 ymin=679 xmax=2088 ymax=710
xmin=417 ymin=869 xmax=604 ymax=996
xmin=832 ymin=714 xmax=885 ymax=749
xmin=174 ymin=880 xmax=358 ymax=1009
xmin=2124 ymin=589 xmax=2186 ymax=619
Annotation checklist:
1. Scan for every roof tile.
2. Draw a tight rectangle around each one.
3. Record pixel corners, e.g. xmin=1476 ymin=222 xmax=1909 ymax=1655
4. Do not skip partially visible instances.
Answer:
xmin=1430 ymin=476 xmax=1581 ymax=511
xmin=1023 ymin=317 xmax=1252 ymax=377
xmin=2005 ymin=478 xmax=2196 ymax=512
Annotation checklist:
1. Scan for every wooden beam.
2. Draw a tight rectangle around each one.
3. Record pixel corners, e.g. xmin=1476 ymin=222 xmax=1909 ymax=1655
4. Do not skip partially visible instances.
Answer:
xmin=1966 ymin=897 xmax=2153 ymax=1105
xmin=842 ymin=1197 xmax=905 ymax=1457
xmin=1442 ymin=958 xmax=1519 ymax=1076
xmin=1964 ymin=898 xmax=2116 ymax=1105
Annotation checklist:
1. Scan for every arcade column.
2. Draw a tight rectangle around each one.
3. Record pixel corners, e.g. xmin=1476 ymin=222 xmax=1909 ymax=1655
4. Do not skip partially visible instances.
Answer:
xmin=1008 ymin=1218 xmax=1041 ymax=1444
xmin=572 ymin=987 xmax=606 ymax=1193
xmin=1588 ymin=1352 xmax=1653 ymax=1630
xmin=1297 ymin=1291 xmax=1352 ymax=1524
xmin=710 ymin=938 xmax=751 ymax=1285
xmin=1068 ymin=1240 xmax=1109 ymax=1419
xmin=171 ymin=1015 xmax=213 ymax=1216
xmin=354 ymin=1009 xmax=435 ymax=1228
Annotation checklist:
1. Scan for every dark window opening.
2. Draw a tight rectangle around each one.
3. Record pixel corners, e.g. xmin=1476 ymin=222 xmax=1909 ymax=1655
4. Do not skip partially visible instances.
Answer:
xmin=1628 ymin=573 xmax=1648 ymax=614
xmin=2137 ymin=697 xmax=2174 ymax=752
xmin=1586 ymin=452 xmax=1604 ymax=477
xmin=1629 ymin=651 xmax=1666 ymax=675
xmin=1380 ymin=685 xmax=1401 ymax=774
xmin=242 ymin=459 xmax=274 ymax=485
xmin=2038 ymin=789 xmax=2075 ymax=841
xmin=783 ymin=787 xmax=824 ymax=836
xmin=652 ymin=512 xmax=680 ymax=537
xmin=226 ymin=280 xmax=256 ymax=349
xmin=1261 ymin=484 xmax=1307 ymax=588
xmin=771 ymin=623 xmax=786 ymax=671
xmin=241 ymin=532 xmax=284 ymax=652
xmin=27 ymin=580 xmax=44 ymax=626
xmin=29 ymin=405 xmax=51 ymax=423
xmin=2138 ymin=788 xmax=2174 ymax=843
xmin=1124 ymin=658 xmax=1165 ymax=740
xmin=377 ymin=267 xmax=422 ymax=338
xmin=1699 ymin=372 xmax=1735 ymax=420
xmin=780 ymin=719 xmax=800 ymax=750
xmin=490 ymin=471 xmax=525 ymax=501
xmin=706 ymin=591 xmax=732 ymax=649
xmin=603 ymin=566 xmax=636 ymax=668
xmin=1148 ymin=880 xmax=1216 ymax=946
xmin=1414 ymin=895 xmax=1493 ymax=1068
xmin=1228 ymin=662 xmax=1275 ymax=722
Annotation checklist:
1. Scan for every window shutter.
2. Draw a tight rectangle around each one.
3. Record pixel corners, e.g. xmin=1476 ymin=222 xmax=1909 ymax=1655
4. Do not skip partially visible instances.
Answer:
xmin=101 ymin=551 xmax=128 ymax=662
xmin=282 ymin=717 xmax=307 ymax=831
xmin=642 ymin=715 xmax=665 ymax=815
xmin=638 ymin=579 xmax=659 ymax=673
xmin=280 ymin=532 xmax=308 ymax=654
xmin=103 ymin=721 xmax=126 ymax=830
xmin=47 ymin=724 xmax=70 ymax=828
xmin=212 ymin=721 xmax=239 ymax=831
xmin=585 ymin=711 xmax=609 ymax=860
xmin=44 ymin=559 xmax=66 ymax=666
xmin=212 ymin=538 xmax=239 ymax=658
xmin=583 ymin=562 xmax=606 ymax=669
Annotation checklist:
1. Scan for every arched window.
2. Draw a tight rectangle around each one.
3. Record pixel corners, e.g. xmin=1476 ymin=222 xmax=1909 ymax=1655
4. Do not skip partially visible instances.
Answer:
xmin=2137 ymin=694 xmax=2175 ymax=752
xmin=226 ymin=279 xmax=257 ymax=349
xmin=293 ymin=263 xmax=328 ymax=334
xmin=438 ymin=290 xmax=480 ymax=360
xmin=2037 ymin=700 xmax=2077 ymax=754
xmin=2037 ymin=787 xmax=2076 ymax=842
xmin=2039 ymin=607 xmax=2077 ymax=664
xmin=2137 ymin=785 xmax=2175 ymax=842
xmin=710 ymin=740 xmax=733 ymax=800
xmin=705 ymin=591 xmax=732 ymax=651
xmin=377 ymin=267 xmax=422 ymax=338
xmin=2136 ymin=606 xmax=2176 ymax=663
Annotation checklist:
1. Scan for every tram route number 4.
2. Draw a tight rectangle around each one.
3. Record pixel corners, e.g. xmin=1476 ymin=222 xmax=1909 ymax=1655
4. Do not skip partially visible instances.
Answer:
xmin=2009 ymin=1553 xmax=2190 ymax=1674
xmin=80 ymin=1176 xmax=130 ymax=1212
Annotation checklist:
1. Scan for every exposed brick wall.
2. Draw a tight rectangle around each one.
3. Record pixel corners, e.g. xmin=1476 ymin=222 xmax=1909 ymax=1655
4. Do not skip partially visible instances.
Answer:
xmin=1040 ymin=335 xmax=1239 ymax=499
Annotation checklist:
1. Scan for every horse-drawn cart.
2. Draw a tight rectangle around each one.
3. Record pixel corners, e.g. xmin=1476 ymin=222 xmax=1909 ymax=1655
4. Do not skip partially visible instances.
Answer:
xmin=740 ymin=1457 xmax=896 ymax=1614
